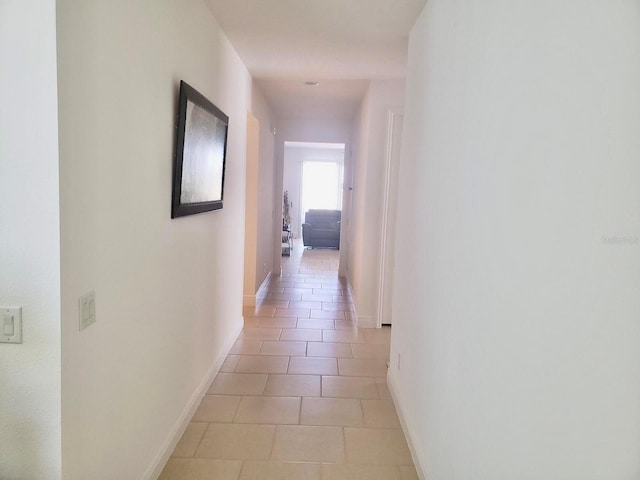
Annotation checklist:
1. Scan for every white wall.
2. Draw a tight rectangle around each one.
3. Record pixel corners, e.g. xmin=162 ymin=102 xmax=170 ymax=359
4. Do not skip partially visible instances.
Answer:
xmin=252 ymin=85 xmax=277 ymax=287
xmin=243 ymin=86 xmax=276 ymax=304
xmin=348 ymin=80 xmax=405 ymax=327
xmin=390 ymin=2 xmax=640 ymax=479
xmin=57 ymin=0 xmax=251 ymax=477
xmin=0 ymin=1 xmax=61 ymax=478
xmin=282 ymin=148 xmax=302 ymax=237
xmin=244 ymin=113 xmax=260 ymax=304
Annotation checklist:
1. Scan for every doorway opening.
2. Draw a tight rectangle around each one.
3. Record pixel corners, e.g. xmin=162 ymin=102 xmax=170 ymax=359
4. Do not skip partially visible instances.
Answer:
xmin=282 ymin=142 xmax=345 ymax=245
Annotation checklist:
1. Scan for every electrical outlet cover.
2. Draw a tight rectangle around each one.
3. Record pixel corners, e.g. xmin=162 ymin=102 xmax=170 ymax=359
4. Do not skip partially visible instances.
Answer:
xmin=79 ymin=291 xmax=96 ymax=331
xmin=1 ymin=307 xmax=22 ymax=344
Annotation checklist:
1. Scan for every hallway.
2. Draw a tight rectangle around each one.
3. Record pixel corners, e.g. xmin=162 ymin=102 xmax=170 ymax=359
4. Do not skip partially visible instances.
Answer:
xmin=159 ymin=243 xmax=418 ymax=479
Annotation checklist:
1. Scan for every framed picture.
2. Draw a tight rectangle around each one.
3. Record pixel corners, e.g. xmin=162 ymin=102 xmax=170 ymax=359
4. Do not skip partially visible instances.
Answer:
xmin=171 ymin=80 xmax=229 ymax=218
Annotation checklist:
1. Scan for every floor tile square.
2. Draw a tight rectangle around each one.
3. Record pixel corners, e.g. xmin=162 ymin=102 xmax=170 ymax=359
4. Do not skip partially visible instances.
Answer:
xmin=234 ymin=396 xmax=301 ymax=424
xmin=241 ymin=327 xmax=282 ymax=340
xmin=288 ymin=301 xmax=323 ymax=309
xmin=293 ymin=282 xmax=316 ymax=288
xmin=171 ymin=422 xmax=208 ymax=457
xmin=283 ymin=287 xmax=312 ymax=294
xmin=307 ymin=342 xmax=352 ymax=358
xmin=375 ymin=378 xmax=392 ymax=400
xmin=229 ymin=338 xmax=263 ymax=355
xmin=235 ymin=355 xmax=289 ymax=374
xmin=297 ymin=319 xmax=335 ymax=330
xmin=334 ymin=320 xmax=358 ymax=331
xmin=274 ymin=308 xmax=311 ymax=318
xmin=196 ymin=424 xmax=275 ymax=460
xmin=361 ymin=399 xmax=401 ymax=428
xmin=243 ymin=306 xmax=276 ymax=317
xmin=300 ymin=397 xmax=363 ymax=426
xmin=257 ymin=317 xmax=299 ymax=329
xmin=280 ymin=329 xmax=323 ymax=341
xmin=288 ymin=357 xmax=338 ymax=375
xmin=269 ymin=293 xmax=303 ymax=301
xmin=351 ymin=343 xmax=390 ymax=360
xmin=208 ymin=373 xmax=267 ymax=396
xmin=320 ymin=303 xmax=350 ymax=312
xmin=192 ymin=395 xmax=241 ymax=422
xmin=322 ymin=330 xmax=365 ymax=343
xmin=309 ymin=310 xmax=345 ymax=320
xmin=259 ymin=340 xmax=307 ymax=356
xmin=344 ymin=427 xmax=412 ymax=465
xmin=271 ymin=425 xmax=345 ymax=463
xmin=271 ymin=281 xmax=296 ymax=288
xmin=159 ymin=458 xmax=242 ymax=480
xmin=338 ymin=358 xmax=388 ymax=377
xmin=264 ymin=374 xmax=321 ymax=397
xmin=255 ymin=300 xmax=290 ymax=308
xmin=321 ymin=376 xmax=378 ymax=399
xmin=312 ymin=288 xmax=343 ymax=296
xmin=301 ymin=294 xmax=334 ymax=302
xmin=219 ymin=355 xmax=240 ymax=373
xmin=320 ymin=464 xmax=402 ymax=480
xmin=239 ymin=461 xmax=321 ymax=480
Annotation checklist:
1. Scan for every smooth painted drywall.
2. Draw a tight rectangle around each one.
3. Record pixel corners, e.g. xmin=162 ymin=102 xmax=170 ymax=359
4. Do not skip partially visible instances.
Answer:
xmin=348 ymin=80 xmax=405 ymax=327
xmin=243 ymin=86 xmax=277 ymax=305
xmin=252 ymin=85 xmax=277 ymax=288
xmin=0 ymin=1 xmax=62 ymax=477
xmin=390 ymin=2 xmax=640 ymax=479
xmin=244 ymin=113 xmax=260 ymax=305
xmin=244 ymin=86 xmax=276 ymax=305
xmin=57 ymin=0 xmax=251 ymax=477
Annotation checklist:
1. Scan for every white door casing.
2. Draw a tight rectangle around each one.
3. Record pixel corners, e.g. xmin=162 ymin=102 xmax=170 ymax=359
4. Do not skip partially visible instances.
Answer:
xmin=377 ymin=109 xmax=404 ymax=326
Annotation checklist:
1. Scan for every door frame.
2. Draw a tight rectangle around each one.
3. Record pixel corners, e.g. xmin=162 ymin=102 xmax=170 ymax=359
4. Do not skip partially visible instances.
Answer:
xmin=376 ymin=108 xmax=404 ymax=327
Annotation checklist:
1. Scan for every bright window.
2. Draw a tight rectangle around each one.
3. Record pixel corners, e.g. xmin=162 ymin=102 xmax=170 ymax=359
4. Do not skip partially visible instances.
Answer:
xmin=301 ymin=161 xmax=343 ymax=221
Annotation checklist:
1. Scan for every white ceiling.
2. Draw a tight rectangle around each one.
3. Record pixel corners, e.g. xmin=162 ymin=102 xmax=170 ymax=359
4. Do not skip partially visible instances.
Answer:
xmin=205 ymin=0 xmax=426 ymax=120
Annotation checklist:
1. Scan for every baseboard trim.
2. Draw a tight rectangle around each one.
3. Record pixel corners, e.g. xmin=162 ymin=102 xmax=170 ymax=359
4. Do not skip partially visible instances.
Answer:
xmin=143 ymin=321 xmax=243 ymax=480
xmin=243 ymin=272 xmax=272 ymax=307
xmin=344 ymin=279 xmax=379 ymax=328
xmin=256 ymin=272 xmax=272 ymax=299
xmin=344 ymin=279 xmax=359 ymax=321
xmin=387 ymin=370 xmax=427 ymax=480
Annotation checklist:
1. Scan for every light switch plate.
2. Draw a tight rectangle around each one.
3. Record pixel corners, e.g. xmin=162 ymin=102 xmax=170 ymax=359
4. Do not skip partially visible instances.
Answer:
xmin=1 ymin=307 xmax=22 ymax=344
xmin=79 ymin=291 xmax=96 ymax=331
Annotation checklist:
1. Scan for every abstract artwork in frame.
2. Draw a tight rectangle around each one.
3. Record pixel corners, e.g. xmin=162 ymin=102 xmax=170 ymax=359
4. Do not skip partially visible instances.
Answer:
xmin=171 ymin=80 xmax=229 ymax=218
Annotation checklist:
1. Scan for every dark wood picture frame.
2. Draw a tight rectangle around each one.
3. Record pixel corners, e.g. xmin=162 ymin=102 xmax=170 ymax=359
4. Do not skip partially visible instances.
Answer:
xmin=171 ymin=80 xmax=229 ymax=218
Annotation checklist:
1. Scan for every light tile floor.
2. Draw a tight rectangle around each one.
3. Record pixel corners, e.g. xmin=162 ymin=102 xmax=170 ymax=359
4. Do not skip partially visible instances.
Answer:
xmin=160 ymin=242 xmax=418 ymax=480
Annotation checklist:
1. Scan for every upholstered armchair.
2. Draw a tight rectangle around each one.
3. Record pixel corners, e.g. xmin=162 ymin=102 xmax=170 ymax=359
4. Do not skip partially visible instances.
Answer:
xmin=301 ymin=209 xmax=341 ymax=248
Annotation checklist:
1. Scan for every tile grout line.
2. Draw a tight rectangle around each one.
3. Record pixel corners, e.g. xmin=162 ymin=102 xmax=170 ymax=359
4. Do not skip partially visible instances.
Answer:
xmin=267 ymin=423 xmax=278 ymax=461
xmin=341 ymin=426 xmax=348 ymax=465
xmin=191 ymin=421 xmax=212 ymax=459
